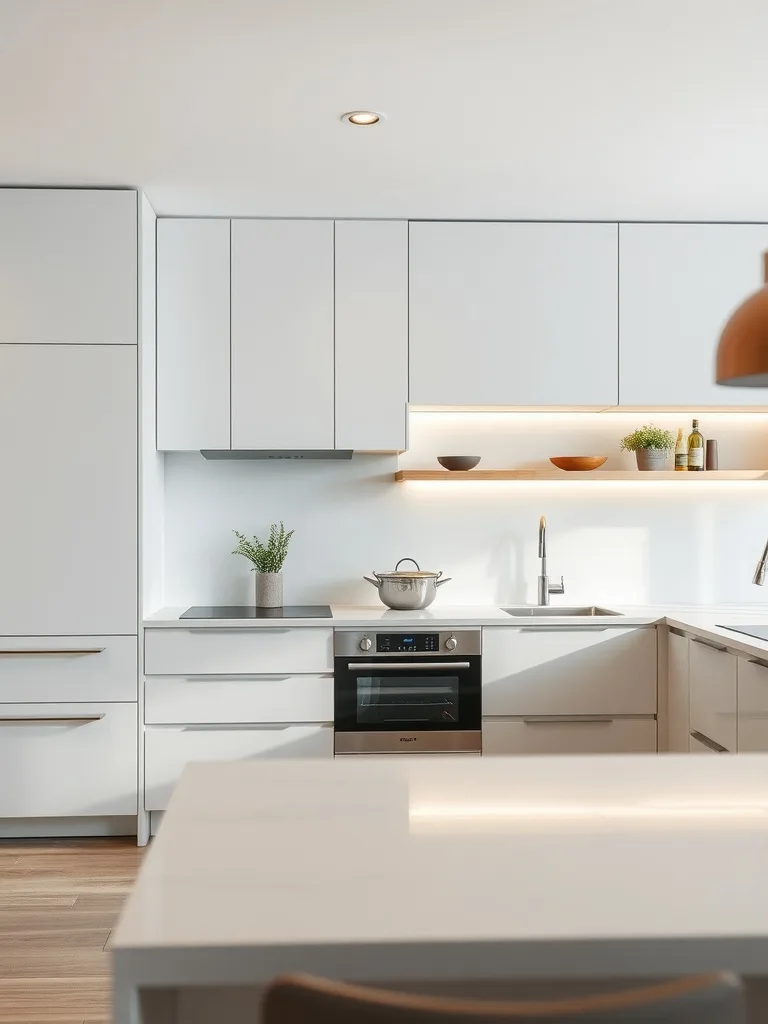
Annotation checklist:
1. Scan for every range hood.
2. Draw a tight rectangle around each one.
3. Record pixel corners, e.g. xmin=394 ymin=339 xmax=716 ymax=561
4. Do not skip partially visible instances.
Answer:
xmin=200 ymin=449 xmax=354 ymax=461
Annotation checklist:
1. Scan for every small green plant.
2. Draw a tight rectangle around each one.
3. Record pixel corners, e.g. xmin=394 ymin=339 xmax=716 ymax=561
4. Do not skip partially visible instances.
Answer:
xmin=232 ymin=522 xmax=295 ymax=574
xmin=620 ymin=425 xmax=675 ymax=452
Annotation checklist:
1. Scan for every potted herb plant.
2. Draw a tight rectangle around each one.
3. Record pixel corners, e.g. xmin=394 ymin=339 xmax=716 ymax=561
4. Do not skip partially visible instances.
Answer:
xmin=232 ymin=522 xmax=295 ymax=607
xmin=620 ymin=425 xmax=675 ymax=471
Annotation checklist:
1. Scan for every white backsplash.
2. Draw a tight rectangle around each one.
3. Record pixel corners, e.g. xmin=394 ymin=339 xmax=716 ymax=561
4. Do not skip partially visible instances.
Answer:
xmin=162 ymin=412 xmax=768 ymax=608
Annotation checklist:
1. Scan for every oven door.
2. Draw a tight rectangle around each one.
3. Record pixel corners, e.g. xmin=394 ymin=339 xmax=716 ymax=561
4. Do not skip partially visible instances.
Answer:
xmin=334 ymin=655 xmax=481 ymax=754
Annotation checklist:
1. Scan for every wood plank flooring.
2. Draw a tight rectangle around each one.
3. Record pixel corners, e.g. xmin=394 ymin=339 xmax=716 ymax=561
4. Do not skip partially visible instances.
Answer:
xmin=0 ymin=838 xmax=143 ymax=1023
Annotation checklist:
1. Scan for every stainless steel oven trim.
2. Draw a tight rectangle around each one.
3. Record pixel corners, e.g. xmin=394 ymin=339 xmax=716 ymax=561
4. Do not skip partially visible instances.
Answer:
xmin=334 ymin=629 xmax=481 ymax=657
xmin=347 ymin=661 xmax=471 ymax=671
xmin=335 ymin=730 xmax=481 ymax=754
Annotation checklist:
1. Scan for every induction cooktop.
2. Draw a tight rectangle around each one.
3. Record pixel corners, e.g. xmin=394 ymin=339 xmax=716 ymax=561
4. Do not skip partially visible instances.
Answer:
xmin=715 ymin=624 xmax=768 ymax=643
xmin=180 ymin=605 xmax=333 ymax=619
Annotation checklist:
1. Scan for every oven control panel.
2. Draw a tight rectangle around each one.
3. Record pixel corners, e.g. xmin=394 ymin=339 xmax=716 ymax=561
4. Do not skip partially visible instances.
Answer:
xmin=377 ymin=632 xmax=439 ymax=653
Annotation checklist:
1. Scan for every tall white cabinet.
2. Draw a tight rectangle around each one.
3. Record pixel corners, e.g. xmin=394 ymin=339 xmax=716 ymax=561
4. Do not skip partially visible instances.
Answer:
xmin=408 ymin=222 xmax=619 ymax=407
xmin=0 ymin=188 xmax=139 ymax=830
xmin=619 ymin=223 xmax=768 ymax=406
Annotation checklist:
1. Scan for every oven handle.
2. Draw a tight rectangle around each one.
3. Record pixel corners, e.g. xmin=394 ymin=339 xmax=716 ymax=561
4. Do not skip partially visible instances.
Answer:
xmin=346 ymin=661 xmax=471 ymax=671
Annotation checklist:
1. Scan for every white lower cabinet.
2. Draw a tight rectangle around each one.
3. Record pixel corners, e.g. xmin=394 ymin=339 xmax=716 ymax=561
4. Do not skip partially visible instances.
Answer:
xmin=688 ymin=637 xmax=737 ymax=753
xmin=144 ymin=627 xmax=333 ymax=676
xmin=144 ymin=724 xmax=333 ymax=810
xmin=482 ymin=717 xmax=657 ymax=755
xmin=483 ymin=626 xmax=657 ymax=716
xmin=666 ymin=630 xmax=690 ymax=752
xmin=0 ymin=702 xmax=137 ymax=817
xmin=0 ymin=636 xmax=137 ymax=704
xmin=737 ymin=657 xmax=768 ymax=752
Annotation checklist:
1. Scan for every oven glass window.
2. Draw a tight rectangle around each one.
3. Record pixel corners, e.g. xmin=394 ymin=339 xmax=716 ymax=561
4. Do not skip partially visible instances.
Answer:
xmin=356 ymin=673 xmax=460 ymax=725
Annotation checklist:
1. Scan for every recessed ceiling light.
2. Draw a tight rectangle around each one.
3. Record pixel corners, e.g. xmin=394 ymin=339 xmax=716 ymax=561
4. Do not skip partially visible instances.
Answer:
xmin=341 ymin=110 xmax=384 ymax=126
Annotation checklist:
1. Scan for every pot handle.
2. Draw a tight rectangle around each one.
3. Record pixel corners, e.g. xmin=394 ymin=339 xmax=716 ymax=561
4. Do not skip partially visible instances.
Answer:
xmin=435 ymin=576 xmax=453 ymax=588
xmin=394 ymin=557 xmax=421 ymax=572
xmin=363 ymin=575 xmax=382 ymax=588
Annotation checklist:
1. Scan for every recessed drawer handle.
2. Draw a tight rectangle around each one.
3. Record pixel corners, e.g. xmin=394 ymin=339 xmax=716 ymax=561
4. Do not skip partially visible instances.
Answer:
xmin=0 ymin=714 xmax=105 ymax=724
xmin=180 ymin=628 xmax=292 ymax=635
xmin=690 ymin=729 xmax=728 ymax=753
xmin=0 ymin=648 xmax=105 ymax=656
xmin=519 ymin=627 xmax=609 ymax=634
xmin=178 ymin=723 xmax=307 ymax=732
xmin=691 ymin=637 xmax=728 ymax=652
xmin=748 ymin=658 xmax=768 ymax=670
xmin=522 ymin=716 xmax=614 ymax=725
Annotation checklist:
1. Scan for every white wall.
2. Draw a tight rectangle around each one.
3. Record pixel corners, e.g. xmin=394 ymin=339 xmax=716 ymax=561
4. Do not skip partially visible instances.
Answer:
xmin=162 ymin=412 xmax=768 ymax=609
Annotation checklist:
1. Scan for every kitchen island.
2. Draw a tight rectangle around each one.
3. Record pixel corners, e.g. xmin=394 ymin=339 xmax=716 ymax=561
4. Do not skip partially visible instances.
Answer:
xmin=113 ymin=754 xmax=768 ymax=1023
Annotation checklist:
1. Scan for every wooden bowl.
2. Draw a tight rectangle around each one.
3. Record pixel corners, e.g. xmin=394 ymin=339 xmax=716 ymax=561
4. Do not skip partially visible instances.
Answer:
xmin=437 ymin=455 xmax=482 ymax=471
xmin=549 ymin=456 xmax=608 ymax=472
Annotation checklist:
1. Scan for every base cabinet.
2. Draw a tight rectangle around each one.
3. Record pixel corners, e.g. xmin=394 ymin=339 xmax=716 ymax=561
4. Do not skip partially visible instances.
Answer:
xmin=737 ymin=657 xmax=768 ymax=752
xmin=145 ymin=723 xmax=333 ymax=810
xmin=482 ymin=717 xmax=657 ymax=755
xmin=0 ymin=703 xmax=137 ymax=817
xmin=688 ymin=639 xmax=737 ymax=752
xmin=666 ymin=630 xmax=690 ymax=752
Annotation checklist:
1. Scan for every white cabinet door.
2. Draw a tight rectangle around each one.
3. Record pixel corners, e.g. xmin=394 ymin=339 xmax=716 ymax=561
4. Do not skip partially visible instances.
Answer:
xmin=619 ymin=224 xmax=768 ymax=406
xmin=667 ymin=630 xmax=690 ymax=752
xmin=482 ymin=626 xmax=657 ymax=716
xmin=0 ymin=189 xmax=137 ymax=344
xmin=0 ymin=702 xmax=137 ymax=817
xmin=156 ymin=219 xmax=230 ymax=450
xmin=145 ymin=723 xmax=333 ymax=809
xmin=409 ymin=222 xmax=618 ymax=407
xmin=0 ymin=346 xmax=137 ymax=634
xmin=688 ymin=637 xmax=737 ymax=752
xmin=335 ymin=221 xmax=408 ymax=451
xmin=737 ymin=657 xmax=768 ymax=752
xmin=482 ymin=717 xmax=656 ymax=755
xmin=231 ymin=220 xmax=334 ymax=449
xmin=0 ymin=637 xmax=137 ymax=704
xmin=145 ymin=673 xmax=333 ymax=724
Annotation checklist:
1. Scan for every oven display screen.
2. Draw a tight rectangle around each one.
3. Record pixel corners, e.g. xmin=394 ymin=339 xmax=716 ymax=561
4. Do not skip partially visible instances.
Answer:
xmin=376 ymin=633 xmax=439 ymax=653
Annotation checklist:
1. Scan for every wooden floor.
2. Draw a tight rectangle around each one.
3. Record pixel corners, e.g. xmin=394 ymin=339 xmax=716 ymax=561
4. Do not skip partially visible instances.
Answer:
xmin=0 ymin=837 xmax=143 ymax=1023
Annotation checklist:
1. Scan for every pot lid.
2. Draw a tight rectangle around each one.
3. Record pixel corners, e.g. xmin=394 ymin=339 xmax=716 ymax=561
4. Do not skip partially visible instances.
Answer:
xmin=374 ymin=558 xmax=441 ymax=580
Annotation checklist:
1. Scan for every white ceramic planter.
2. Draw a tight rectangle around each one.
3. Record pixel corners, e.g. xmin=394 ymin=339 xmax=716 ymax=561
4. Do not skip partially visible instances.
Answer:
xmin=255 ymin=572 xmax=283 ymax=608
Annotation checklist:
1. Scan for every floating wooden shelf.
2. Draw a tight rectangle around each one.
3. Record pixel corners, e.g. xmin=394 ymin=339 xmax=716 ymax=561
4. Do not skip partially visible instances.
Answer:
xmin=395 ymin=469 xmax=768 ymax=482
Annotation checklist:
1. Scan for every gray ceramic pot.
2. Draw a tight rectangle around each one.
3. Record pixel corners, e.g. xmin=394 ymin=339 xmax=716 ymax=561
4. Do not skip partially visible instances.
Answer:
xmin=635 ymin=448 xmax=669 ymax=471
xmin=363 ymin=558 xmax=452 ymax=610
xmin=255 ymin=572 xmax=283 ymax=608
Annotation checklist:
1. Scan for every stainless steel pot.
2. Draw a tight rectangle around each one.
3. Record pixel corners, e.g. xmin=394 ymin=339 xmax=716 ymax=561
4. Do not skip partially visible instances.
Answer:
xmin=363 ymin=558 xmax=452 ymax=610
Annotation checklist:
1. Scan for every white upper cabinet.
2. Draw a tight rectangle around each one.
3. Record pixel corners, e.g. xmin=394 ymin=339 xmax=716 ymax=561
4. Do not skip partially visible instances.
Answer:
xmin=619 ymin=224 xmax=768 ymax=406
xmin=0 ymin=189 xmax=137 ymax=344
xmin=409 ymin=222 xmax=619 ymax=407
xmin=335 ymin=221 xmax=408 ymax=451
xmin=0 ymin=345 xmax=137 ymax=634
xmin=231 ymin=220 xmax=334 ymax=449
xmin=157 ymin=219 xmax=231 ymax=450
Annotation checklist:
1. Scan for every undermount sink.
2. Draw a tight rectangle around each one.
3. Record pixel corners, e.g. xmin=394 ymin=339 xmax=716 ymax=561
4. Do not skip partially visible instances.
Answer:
xmin=502 ymin=606 xmax=623 ymax=617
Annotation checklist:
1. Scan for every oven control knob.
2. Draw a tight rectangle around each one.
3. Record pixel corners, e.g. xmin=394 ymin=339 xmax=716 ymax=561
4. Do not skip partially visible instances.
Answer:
xmin=359 ymin=636 xmax=372 ymax=652
xmin=445 ymin=635 xmax=458 ymax=651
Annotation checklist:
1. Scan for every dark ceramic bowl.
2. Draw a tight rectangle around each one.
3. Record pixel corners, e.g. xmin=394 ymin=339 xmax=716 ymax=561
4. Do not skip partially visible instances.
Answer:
xmin=437 ymin=455 xmax=482 ymax=472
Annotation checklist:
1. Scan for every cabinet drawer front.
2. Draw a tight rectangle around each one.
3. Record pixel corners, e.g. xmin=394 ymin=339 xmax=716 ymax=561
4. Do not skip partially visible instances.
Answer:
xmin=482 ymin=627 xmax=657 ymax=716
xmin=145 ymin=674 xmax=333 ymax=724
xmin=737 ymin=658 xmax=768 ymax=752
xmin=0 ymin=702 xmax=137 ymax=817
xmin=0 ymin=636 xmax=136 ymax=703
xmin=482 ymin=717 xmax=657 ymax=756
xmin=145 ymin=724 xmax=333 ymax=809
xmin=688 ymin=640 xmax=737 ymax=752
xmin=144 ymin=628 xmax=333 ymax=676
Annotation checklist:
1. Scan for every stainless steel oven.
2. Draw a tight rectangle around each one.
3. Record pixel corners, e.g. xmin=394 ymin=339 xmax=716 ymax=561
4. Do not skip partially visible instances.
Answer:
xmin=334 ymin=629 xmax=482 ymax=754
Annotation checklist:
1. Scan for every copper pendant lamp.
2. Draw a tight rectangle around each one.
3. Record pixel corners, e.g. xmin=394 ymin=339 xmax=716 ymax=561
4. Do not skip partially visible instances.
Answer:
xmin=716 ymin=253 xmax=768 ymax=386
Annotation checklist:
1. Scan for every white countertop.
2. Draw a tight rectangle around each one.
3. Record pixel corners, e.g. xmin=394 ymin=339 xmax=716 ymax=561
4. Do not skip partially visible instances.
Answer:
xmin=113 ymin=754 xmax=768 ymax=984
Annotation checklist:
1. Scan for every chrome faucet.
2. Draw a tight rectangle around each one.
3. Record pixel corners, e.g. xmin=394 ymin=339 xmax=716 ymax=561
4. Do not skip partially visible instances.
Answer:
xmin=754 ymin=538 xmax=768 ymax=586
xmin=537 ymin=515 xmax=565 ymax=606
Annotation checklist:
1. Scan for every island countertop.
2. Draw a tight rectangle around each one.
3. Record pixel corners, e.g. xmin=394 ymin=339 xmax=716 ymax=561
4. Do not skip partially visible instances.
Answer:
xmin=113 ymin=754 xmax=768 ymax=1007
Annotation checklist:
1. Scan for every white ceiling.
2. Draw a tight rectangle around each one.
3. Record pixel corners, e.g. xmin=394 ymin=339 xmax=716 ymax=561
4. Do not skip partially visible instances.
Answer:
xmin=2 ymin=0 xmax=768 ymax=219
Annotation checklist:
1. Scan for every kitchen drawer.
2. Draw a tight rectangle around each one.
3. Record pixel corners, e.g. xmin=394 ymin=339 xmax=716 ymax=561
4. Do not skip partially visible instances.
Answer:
xmin=482 ymin=717 xmax=657 ymax=755
xmin=482 ymin=626 xmax=657 ymax=716
xmin=0 ymin=636 xmax=137 ymax=703
xmin=0 ymin=702 xmax=137 ymax=817
xmin=737 ymin=656 xmax=768 ymax=752
xmin=144 ymin=627 xmax=333 ymax=676
xmin=145 ymin=673 xmax=333 ymax=724
xmin=688 ymin=637 xmax=737 ymax=753
xmin=145 ymin=723 xmax=333 ymax=809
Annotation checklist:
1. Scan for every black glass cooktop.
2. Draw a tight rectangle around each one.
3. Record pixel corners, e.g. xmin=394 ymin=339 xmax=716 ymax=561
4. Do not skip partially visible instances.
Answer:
xmin=181 ymin=605 xmax=333 ymax=620
xmin=715 ymin=624 xmax=768 ymax=643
